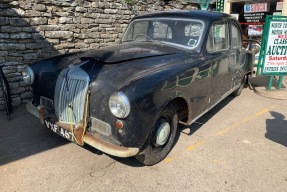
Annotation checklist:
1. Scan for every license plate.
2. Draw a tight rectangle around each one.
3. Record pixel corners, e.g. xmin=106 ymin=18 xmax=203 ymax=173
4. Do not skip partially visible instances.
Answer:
xmin=44 ymin=119 xmax=75 ymax=143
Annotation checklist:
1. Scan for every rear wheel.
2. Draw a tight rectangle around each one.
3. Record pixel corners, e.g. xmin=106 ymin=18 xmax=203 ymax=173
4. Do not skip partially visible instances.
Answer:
xmin=135 ymin=104 xmax=178 ymax=166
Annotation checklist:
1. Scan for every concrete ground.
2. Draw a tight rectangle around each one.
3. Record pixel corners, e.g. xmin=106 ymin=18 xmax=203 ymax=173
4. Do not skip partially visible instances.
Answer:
xmin=250 ymin=75 xmax=287 ymax=100
xmin=0 ymin=86 xmax=287 ymax=192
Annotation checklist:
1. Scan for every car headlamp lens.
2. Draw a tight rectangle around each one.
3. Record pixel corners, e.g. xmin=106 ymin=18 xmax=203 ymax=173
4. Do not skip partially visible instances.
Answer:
xmin=109 ymin=92 xmax=130 ymax=118
xmin=22 ymin=66 xmax=34 ymax=85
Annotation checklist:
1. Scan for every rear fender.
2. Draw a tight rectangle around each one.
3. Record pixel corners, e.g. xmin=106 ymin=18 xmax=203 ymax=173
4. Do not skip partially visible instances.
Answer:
xmin=244 ymin=50 xmax=255 ymax=75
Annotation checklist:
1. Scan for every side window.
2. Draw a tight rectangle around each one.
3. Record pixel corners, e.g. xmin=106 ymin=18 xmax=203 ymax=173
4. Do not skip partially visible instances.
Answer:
xmin=231 ymin=24 xmax=242 ymax=48
xmin=206 ymin=22 xmax=229 ymax=52
xmin=153 ymin=21 xmax=172 ymax=39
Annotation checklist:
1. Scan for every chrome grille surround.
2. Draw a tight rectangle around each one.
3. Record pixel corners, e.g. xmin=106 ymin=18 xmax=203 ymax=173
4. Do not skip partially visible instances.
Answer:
xmin=54 ymin=66 xmax=90 ymax=124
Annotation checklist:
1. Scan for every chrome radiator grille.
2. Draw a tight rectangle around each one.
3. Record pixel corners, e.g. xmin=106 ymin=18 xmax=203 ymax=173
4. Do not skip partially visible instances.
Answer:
xmin=54 ymin=67 xmax=90 ymax=124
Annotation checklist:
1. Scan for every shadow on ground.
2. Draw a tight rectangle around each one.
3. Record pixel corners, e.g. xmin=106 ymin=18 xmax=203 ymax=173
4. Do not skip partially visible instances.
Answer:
xmin=0 ymin=106 xmax=69 ymax=165
xmin=265 ymin=111 xmax=287 ymax=148
xmin=4 ymin=89 xmax=284 ymax=167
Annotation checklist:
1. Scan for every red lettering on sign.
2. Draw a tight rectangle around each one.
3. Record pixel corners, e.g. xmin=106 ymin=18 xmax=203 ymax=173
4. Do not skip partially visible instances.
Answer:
xmin=249 ymin=3 xmax=267 ymax=12
xmin=278 ymin=35 xmax=287 ymax=39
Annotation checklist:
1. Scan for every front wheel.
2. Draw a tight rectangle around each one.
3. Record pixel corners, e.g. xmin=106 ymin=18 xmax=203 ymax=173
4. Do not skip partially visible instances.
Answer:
xmin=135 ymin=104 xmax=178 ymax=166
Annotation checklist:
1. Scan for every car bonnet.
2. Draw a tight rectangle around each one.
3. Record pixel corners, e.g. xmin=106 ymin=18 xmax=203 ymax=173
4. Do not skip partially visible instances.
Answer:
xmin=78 ymin=42 xmax=183 ymax=63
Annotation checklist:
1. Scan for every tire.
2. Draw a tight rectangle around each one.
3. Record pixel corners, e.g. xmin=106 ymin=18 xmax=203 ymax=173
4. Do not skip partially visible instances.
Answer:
xmin=231 ymin=75 xmax=247 ymax=97
xmin=135 ymin=104 xmax=178 ymax=166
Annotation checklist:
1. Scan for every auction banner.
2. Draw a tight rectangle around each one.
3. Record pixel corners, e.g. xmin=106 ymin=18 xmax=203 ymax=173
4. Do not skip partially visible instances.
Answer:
xmin=260 ymin=17 xmax=287 ymax=75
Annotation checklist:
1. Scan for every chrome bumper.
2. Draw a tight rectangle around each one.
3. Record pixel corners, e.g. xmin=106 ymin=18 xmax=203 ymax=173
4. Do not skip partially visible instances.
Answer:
xmin=26 ymin=101 xmax=139 ymax=158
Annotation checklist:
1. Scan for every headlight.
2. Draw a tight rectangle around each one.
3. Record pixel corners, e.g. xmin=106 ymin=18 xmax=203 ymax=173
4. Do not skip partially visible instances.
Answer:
xmin=109 ymin=92 xmax=130 ymax=118
xmin=22 ymin=66 xmax=34 ymax=85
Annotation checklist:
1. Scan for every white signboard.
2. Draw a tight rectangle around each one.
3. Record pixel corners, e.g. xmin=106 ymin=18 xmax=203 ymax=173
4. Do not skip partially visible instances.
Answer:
xmin=230 ymin=14 xmax=239 ymax=20
xmin=262 ymin=21 xmax=287 ymax=74
xmin=273 ymin=12 xmax=282 ymax=16
xmin=244 ymin=3 xmax=269 ymax=13
xmin=276 ymin=2 xmax=283 ymax=11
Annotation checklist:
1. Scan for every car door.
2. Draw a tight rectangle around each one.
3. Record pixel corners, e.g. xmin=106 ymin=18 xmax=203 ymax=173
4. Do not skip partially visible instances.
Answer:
xmin=229 ymin=22 xmax=245 ymax=89
xmin=206 ymin=21 xmax=232 ymax=107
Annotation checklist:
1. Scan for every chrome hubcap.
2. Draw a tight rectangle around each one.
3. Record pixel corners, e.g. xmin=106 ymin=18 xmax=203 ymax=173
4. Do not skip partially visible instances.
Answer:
xmin=155 ymin=121 xmax=171 ymax=146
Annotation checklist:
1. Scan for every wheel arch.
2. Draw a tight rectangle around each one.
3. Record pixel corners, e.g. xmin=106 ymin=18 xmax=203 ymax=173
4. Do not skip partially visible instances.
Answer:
xmin=166 ymin=96 xmax=191 ymax=124
xmin=151 ymin=95 xmax=191 ymax=135
xmin=136 ymin=96 xmax=187 ymax=165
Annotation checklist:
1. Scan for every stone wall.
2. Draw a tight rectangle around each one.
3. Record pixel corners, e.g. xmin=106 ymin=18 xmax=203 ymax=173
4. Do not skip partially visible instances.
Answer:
xmin=0 ymin=0 xmax=197 ymax=110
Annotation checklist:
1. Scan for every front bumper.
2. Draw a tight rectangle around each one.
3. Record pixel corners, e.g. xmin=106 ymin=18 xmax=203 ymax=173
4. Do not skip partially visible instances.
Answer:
xmin=26 ymin=101 xmax=139 ymax=158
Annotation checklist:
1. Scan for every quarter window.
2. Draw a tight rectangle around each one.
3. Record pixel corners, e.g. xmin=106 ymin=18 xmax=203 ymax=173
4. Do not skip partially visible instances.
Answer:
xmin=231 ymin=24 xmax=242 ymax=48
xmin=206 ymin=22 xmax=229 ymax=52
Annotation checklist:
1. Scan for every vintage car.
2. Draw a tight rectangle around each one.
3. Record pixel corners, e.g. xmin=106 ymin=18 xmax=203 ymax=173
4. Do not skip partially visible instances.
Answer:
xmin=22 ymin=10 xmax=253 ymax=165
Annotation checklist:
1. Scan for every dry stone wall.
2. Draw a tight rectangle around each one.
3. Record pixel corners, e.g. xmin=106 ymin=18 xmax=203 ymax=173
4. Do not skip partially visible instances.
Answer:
xmin=0 ymin=0 xmax=197 ymax=110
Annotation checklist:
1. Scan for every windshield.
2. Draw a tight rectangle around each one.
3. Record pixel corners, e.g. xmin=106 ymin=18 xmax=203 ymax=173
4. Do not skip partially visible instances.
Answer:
xmin=122 ymin=18 xmax=205 ymax=49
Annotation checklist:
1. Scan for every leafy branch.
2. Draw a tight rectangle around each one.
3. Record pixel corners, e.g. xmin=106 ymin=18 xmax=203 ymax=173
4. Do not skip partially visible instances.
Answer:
xmin=124 ymin=0 xmax=137 ymax=6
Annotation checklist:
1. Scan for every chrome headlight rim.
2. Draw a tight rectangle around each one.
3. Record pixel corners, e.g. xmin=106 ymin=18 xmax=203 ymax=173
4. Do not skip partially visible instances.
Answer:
xmin=22 ymin=66 xmax=34 ymax=85
xmin=109 ymin=92 xmax=130 ymax=119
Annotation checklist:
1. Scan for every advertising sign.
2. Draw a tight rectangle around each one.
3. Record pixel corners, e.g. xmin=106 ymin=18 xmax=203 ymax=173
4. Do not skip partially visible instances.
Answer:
xmin=248 ymin=25 xmax=263 ymax=36
xmin=244 ymin=3 xmax=269 ymax=13
xmin=276 ymin=2 xmax=283 ymax=11
xmin=261 ymin=20 xmax=287 ymax=75
xmin=242 ymin=3 xmax=269 ymax=25
xmin=244 ymin=12 xmax=266 ymax=23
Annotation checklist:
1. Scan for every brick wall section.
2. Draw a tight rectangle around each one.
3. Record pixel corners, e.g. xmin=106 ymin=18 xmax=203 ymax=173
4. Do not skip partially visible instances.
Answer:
xmin=0 ymin=0 xmax=197 ymax=110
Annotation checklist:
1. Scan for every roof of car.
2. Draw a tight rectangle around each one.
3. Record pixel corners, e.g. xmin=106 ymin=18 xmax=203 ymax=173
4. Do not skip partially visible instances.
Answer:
xmin=132 ymin=10 xmax=235 ymax=22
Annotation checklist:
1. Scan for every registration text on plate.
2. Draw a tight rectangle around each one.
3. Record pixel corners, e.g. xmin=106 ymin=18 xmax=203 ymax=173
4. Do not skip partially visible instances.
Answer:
xmin=44 ymin=120 xmax=74 ymax=142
